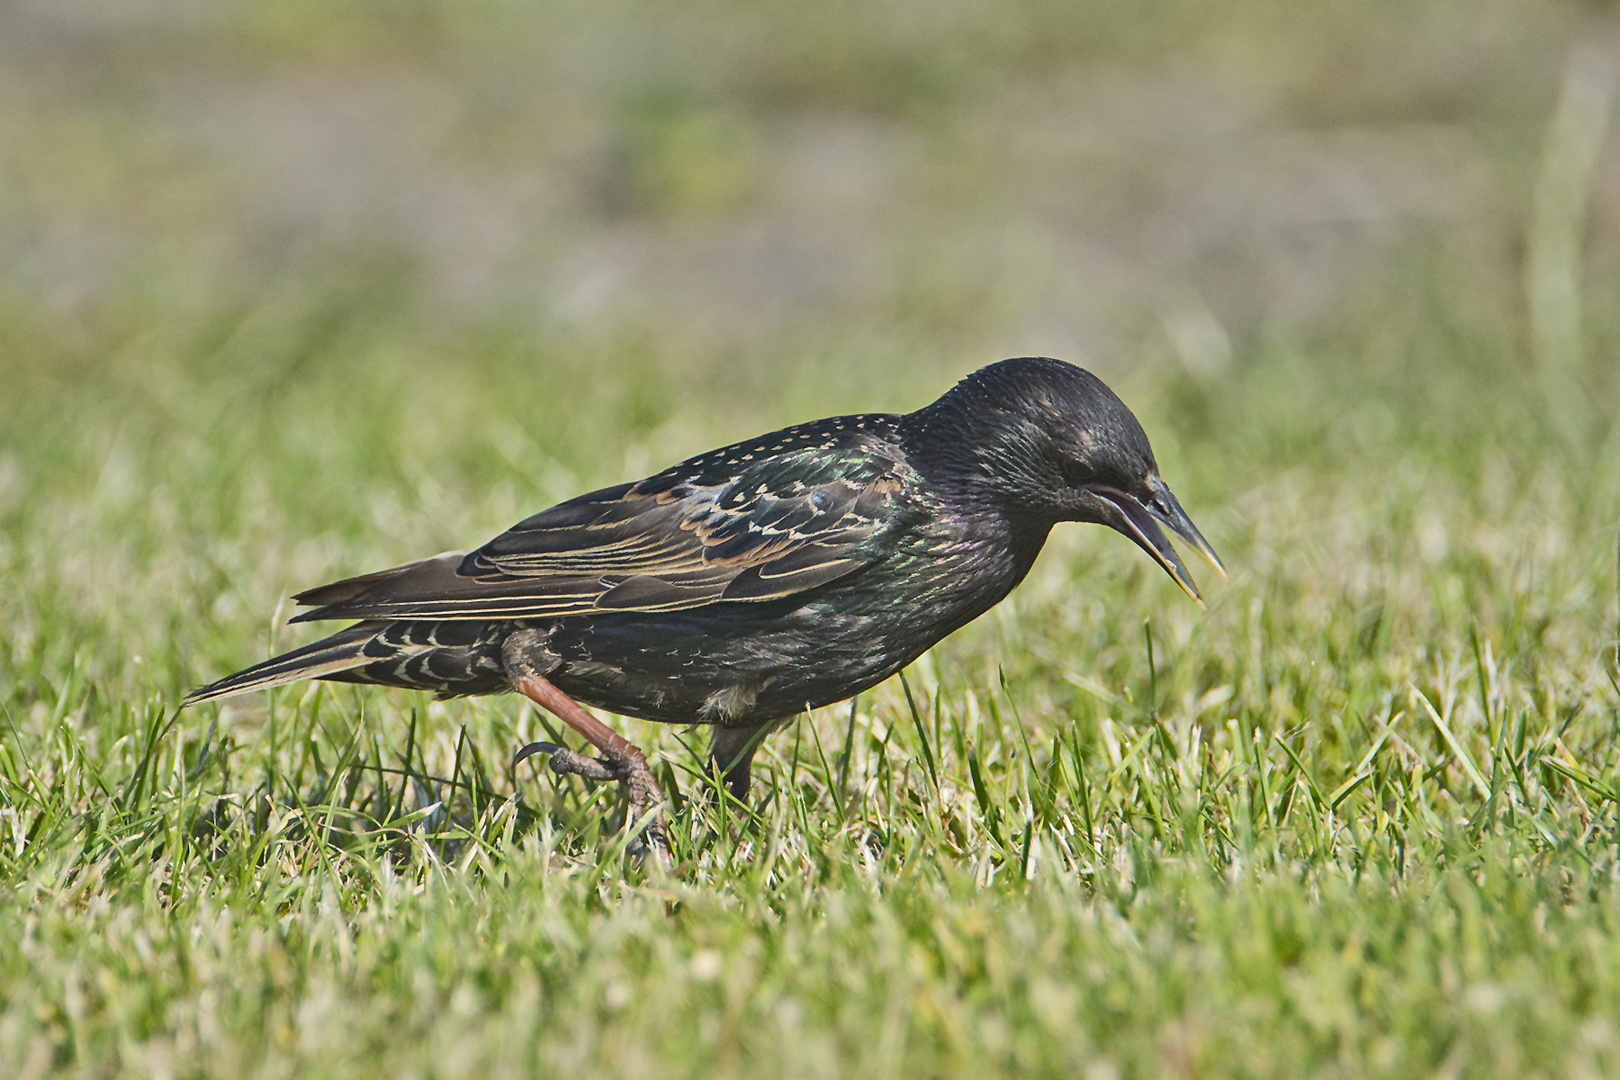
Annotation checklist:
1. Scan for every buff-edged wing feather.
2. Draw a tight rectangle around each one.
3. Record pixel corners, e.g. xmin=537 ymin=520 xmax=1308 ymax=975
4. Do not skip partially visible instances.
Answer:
xmin=288 ymin=428 xmax=933 ymax=624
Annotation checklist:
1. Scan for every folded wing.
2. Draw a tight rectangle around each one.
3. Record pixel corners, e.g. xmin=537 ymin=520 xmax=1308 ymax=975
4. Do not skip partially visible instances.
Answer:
xmin=290 ymin=434 xmax=928 ymax=624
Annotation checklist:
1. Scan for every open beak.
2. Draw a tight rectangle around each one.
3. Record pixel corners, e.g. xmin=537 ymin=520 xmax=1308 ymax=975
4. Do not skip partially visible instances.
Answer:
xmin=1089 ymin=477 xmax=1225 ymax=608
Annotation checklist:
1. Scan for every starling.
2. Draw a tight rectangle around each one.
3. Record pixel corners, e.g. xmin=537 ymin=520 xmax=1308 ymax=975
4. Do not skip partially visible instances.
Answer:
xmin=186 ymin=357 xmax=1224 ymax=864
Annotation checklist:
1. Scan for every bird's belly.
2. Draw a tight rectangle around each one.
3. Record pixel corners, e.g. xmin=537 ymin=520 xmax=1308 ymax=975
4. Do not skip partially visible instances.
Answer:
xmin=542 ymin=555 xmax=1023 ymax=726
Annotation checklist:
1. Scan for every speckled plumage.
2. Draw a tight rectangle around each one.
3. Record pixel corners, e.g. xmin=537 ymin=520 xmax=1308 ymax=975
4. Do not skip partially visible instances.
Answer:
xmin=187 ymin=357 xmax=1223 ymax=853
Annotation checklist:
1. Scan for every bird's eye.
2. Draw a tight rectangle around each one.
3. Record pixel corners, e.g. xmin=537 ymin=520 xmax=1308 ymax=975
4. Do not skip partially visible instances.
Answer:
xmin=1060 ymin=459 xmax=1092 ymax=486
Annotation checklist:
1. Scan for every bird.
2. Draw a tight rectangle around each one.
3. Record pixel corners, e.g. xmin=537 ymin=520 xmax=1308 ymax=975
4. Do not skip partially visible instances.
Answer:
xmin=185 ymin=357 xmax=1224 ymax=865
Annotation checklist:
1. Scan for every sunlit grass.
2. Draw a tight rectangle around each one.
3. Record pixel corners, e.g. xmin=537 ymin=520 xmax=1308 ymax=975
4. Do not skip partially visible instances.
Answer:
xmin=5 ymin=247 xmax=1618 ymax=1074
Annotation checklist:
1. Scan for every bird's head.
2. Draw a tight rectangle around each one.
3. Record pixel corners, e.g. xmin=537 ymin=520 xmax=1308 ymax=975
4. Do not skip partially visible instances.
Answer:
xmin=913 ymin=357 xmax=1226 ymax=605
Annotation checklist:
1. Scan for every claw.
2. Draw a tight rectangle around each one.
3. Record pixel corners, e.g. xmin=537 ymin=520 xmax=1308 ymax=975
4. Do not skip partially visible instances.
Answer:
xmin=516 ymin=741 xmax=623 ymax=783
xmin=513 ymin=740 xmax=563 ymax=767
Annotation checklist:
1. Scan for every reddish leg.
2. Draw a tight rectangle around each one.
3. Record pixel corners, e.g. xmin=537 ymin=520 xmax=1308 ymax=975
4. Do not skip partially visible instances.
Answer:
xmin=503 ymin=633 xmax=670 ymax=867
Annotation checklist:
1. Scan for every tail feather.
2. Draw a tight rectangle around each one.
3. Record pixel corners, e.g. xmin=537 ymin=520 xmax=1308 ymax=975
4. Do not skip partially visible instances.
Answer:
xmin=183 ymin=623 xmax=383 ymax=706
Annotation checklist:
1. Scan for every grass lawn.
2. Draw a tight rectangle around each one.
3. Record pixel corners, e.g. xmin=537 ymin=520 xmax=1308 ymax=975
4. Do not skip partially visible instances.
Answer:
xmin=3 ymin=2 xmax=1620 ymax=1076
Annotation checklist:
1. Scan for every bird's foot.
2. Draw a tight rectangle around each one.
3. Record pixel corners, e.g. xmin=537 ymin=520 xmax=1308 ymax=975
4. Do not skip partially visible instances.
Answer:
xmin=503 ymin=634 xmax=673 ymax=869
xmin=513 ymin=739 xmax=672 ymax=869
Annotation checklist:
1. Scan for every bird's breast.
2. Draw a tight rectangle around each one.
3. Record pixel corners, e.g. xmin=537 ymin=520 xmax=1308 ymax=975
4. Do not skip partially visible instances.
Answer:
xmin=540 ymin=529 xmax=1034 ymax=726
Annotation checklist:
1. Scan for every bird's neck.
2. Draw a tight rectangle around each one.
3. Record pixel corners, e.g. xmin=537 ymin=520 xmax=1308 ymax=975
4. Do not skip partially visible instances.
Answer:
xmin=900 ymin=394 xmax=1061 ymax=532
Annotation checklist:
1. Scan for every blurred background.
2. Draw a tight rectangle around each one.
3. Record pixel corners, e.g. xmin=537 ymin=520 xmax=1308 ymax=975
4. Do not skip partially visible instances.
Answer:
xmin=1 ymin=0 xmax=1617 ymax=703
xmin=8 ymin=0 xmax=1615 ymax=354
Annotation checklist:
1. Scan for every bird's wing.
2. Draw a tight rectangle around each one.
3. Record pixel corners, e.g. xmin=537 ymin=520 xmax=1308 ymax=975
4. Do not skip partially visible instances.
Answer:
xmin=289 ymin=436 xmax=930 ymax=623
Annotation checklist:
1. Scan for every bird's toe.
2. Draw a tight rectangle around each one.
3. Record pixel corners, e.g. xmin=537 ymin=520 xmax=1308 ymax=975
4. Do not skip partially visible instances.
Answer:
xmin=514 ymin=740 xmax=622 ymax=782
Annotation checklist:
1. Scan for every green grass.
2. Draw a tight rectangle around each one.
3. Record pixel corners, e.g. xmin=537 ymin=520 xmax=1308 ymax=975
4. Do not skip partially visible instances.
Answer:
xmin=4 ymin=1 xmax=1620 ymax=1077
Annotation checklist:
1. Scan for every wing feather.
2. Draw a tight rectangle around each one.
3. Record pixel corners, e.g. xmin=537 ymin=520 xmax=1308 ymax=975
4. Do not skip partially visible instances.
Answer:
xmin=290 ymin=428 xmax=930 ymax=624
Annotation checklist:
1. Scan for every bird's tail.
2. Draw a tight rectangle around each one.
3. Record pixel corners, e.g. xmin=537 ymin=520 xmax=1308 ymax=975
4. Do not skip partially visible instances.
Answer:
xmin=183 ymin=622 xmax=382 ymax=706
